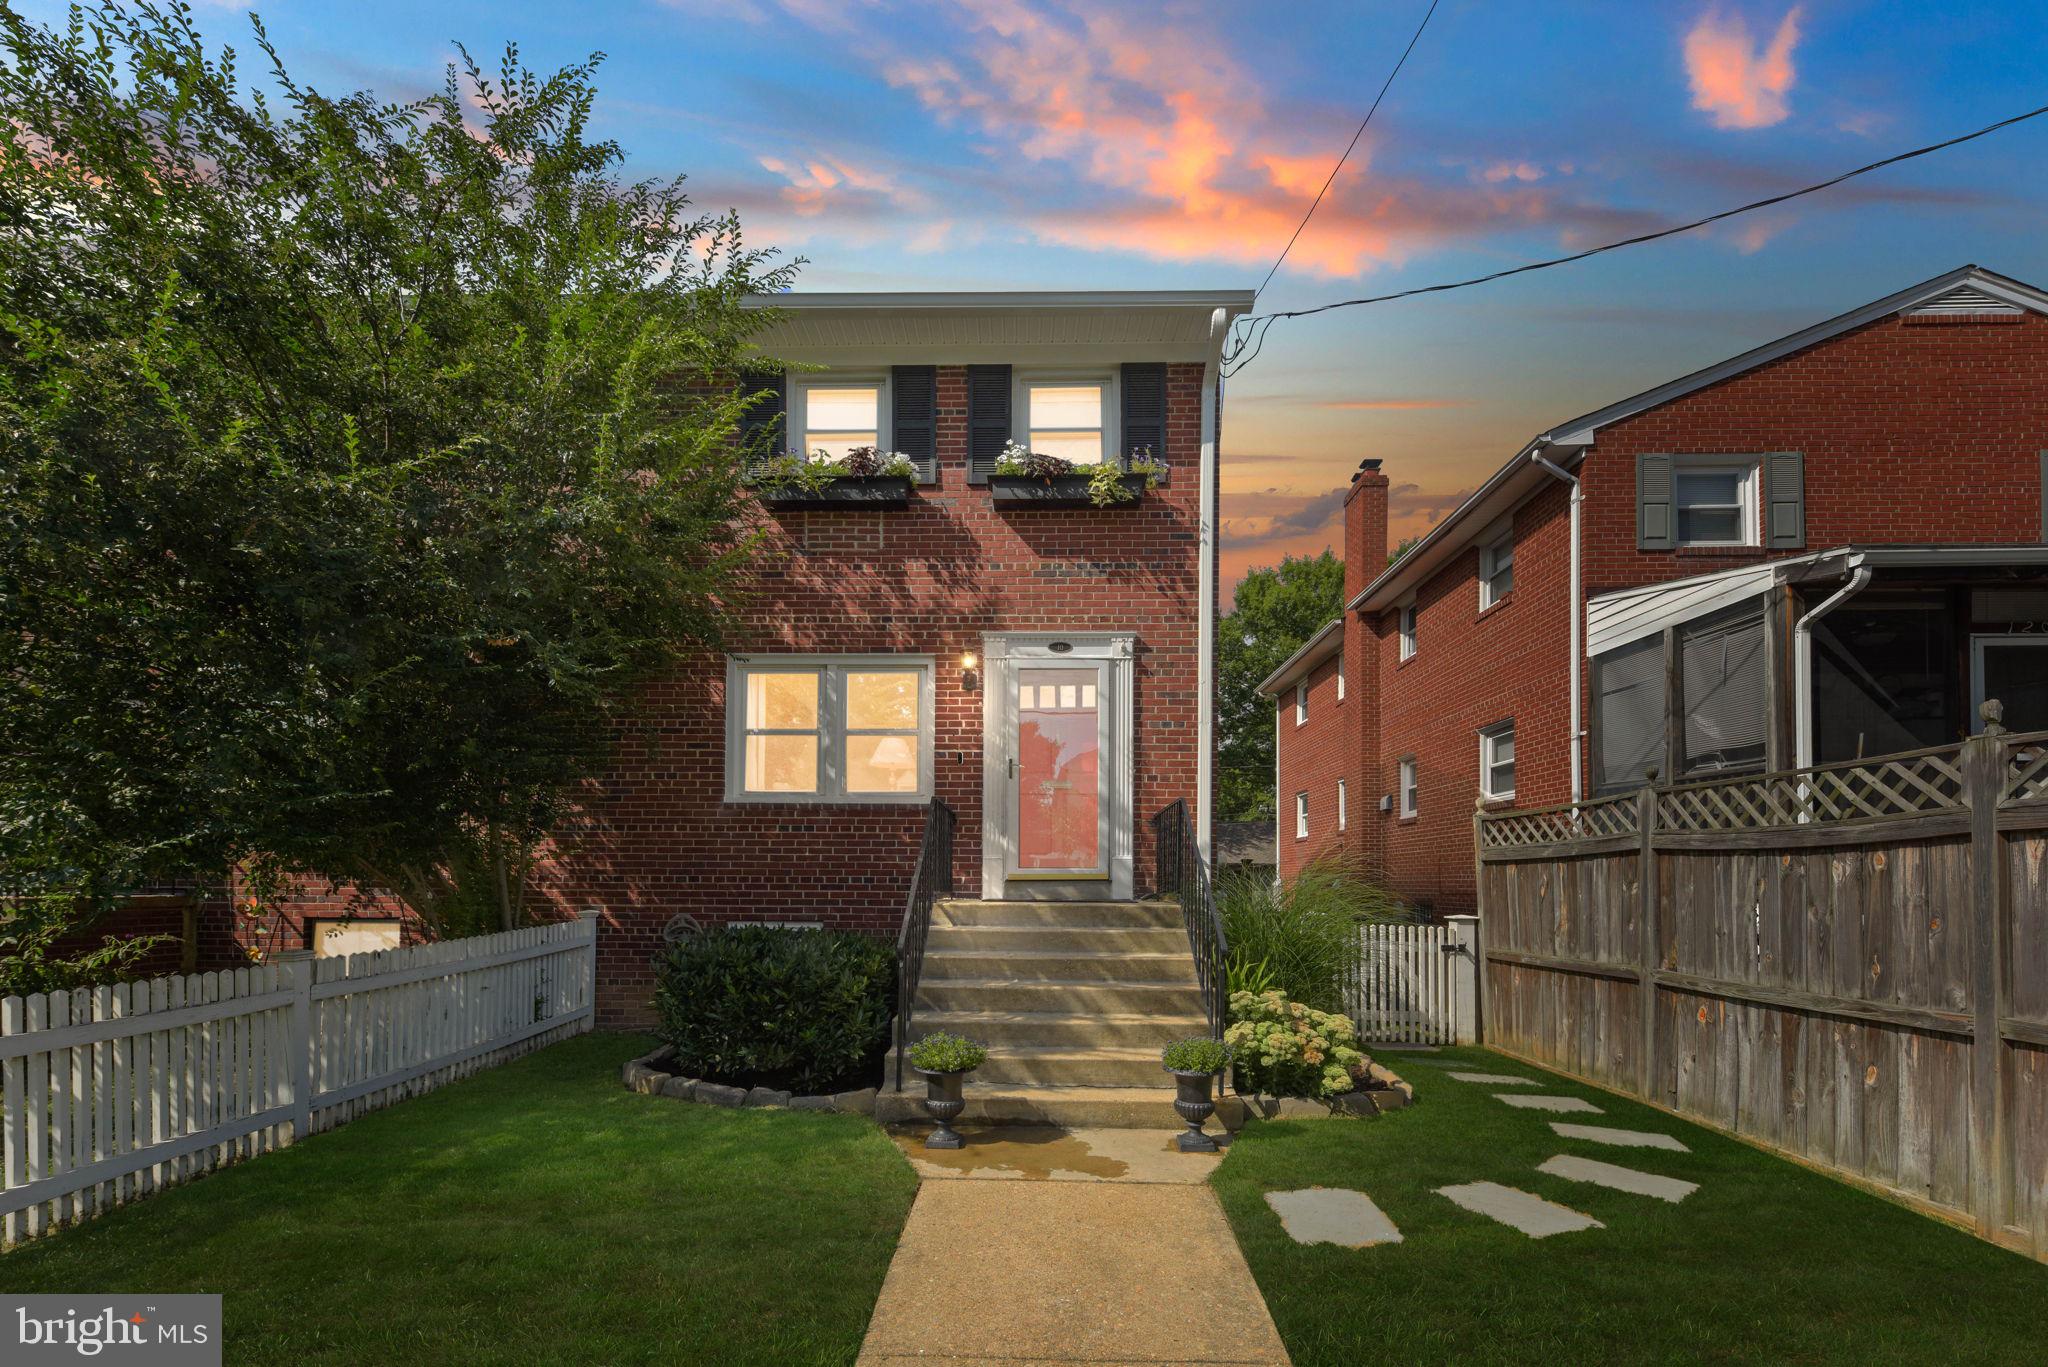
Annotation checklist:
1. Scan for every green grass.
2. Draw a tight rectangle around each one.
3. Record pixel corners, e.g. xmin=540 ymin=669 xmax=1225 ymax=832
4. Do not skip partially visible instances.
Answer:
xmin=0 ymin=1033 xmax=918 ymax=1366
xmin=1213 ymin=1046 xmax=2048 ymax=1367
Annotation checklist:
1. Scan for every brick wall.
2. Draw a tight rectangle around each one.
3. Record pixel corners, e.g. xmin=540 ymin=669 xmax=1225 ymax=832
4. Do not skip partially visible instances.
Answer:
xmin=1274 ymin=648 xmax=1352 ymax=883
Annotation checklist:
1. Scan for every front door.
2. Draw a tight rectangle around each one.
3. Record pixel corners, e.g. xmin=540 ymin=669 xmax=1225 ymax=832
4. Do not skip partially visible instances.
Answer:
xmin=1972 ymin=634 xmax=2048 ymax=733
xmin=1008 ymin=662 xmax=1109 ymax=881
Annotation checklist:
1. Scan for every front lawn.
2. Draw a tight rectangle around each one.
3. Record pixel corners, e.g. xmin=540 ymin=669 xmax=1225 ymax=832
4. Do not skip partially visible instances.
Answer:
xmin=1213 ymin=1045 xmax=2047 ymax=1367
xmin=0 ymin=1033 xmax=917 ymax=1367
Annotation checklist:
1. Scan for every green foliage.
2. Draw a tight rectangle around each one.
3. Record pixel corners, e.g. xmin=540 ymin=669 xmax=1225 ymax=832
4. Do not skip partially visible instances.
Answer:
xmin=1216 ymin=552 xmax=1347 ymax=821
xmin=755 ymin=446 xmax=917 ymax=495
xmin=990 ymin=441 xmax=1160 ymax=506
xmin=0 ymin=5 xmax=793 ymax=937
xmin=906 ymin=1030 xmax=986 ymax=1074
xmin=1224 ymin=990 xmax=1366 ymax=1100
xmin=1217 ymin=854 xmax=1404 ymax=1012
xmin=1161 ymin=1036 xmax=1229 ymax=1074
xmin=654 ymin=927 xmax=895 ymax=1094
xmin=0 ymin=899 xmax=170 ymax=996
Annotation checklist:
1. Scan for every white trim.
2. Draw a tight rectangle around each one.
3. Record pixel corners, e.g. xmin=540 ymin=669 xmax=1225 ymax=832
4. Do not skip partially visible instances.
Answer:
xmin=1295 ymin=679 xmax=1309 ymax=726
xmin=1294 ymin=790 xmax=1309 ymax=840
xmin=1337 ymin=779 xmax=1348 ymax=832
xmin=1479 ymin=529 xmax=1516 ymax=609
xmin=787 ymin=370 xmax=891 ymax=460
xmin=1671 ymin=456 xmax=1761 ymax=547
xmin=747 ymin=289 xmax=1257 ymax=311
xmin=1398 ymin=602 xmax=1418 ymax=661
xmin=1199 ymin=327 xmax=1220 ymax=861
xmin=1399 ymin=757 xmax=1419 ymax=818
xmin=1014 ymin=369 xmax=1118 ymax=465
xmin=1479 ymin=721 xmax=1517 ymax=802
xmin=724 ymin=654 xmax=935 ymax=805
xmin=1336 ymin=652 xmax=1346 ymax=702
xmin=1588 ymin=562 xmax=1781 ymax=656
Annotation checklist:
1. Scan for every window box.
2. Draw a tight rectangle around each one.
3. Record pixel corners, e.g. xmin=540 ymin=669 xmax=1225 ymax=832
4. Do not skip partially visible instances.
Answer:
xmin=757 ymin=474 xmax=916 ymax=511
xmin=989 ymin=472 xmax=1149 ymax=509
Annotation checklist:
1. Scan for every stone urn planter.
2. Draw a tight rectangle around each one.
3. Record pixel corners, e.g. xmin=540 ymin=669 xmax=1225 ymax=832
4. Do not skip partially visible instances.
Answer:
xmin=1160 ymin=1036 xmax=1230 ymax=1153
xmin=914 ymin=1068 xmax=970 ymax=1149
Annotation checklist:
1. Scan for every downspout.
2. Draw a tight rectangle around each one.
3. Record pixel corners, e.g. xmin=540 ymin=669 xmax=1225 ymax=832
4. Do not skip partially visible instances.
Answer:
xmin=1196 ymin=307 xmax=1224 ymax=862
xmin=1529 ymin=447 xmax=1585 ymax=805
xmin=1793 ymin=563 xmax=1871 ymax=768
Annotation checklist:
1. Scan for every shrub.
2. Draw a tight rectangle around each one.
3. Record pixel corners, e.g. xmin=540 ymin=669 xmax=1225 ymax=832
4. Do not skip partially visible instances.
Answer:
xmin=1217 ymin=854 xmax=1405 ymax=1012
xmin=907 ymin=1031 xmax=986 ymax=1074
xmin=1224 ymin=990 xmax=1367 ymax=1100
xmin=654 ymin=926 xmax=894 ymax=1093
xmin=1161 ymin=1036 xmax=1229 ymax=1074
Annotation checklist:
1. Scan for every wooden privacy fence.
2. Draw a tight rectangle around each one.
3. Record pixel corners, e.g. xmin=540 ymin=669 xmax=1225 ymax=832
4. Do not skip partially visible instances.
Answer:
xmin=1 ymin=913 xmax=598 ymax=1246
xmin=1347 ymin=918 xmax=1478 ymax=1045
xmin=1475 ymin=710 xmax=2048 ymax=1259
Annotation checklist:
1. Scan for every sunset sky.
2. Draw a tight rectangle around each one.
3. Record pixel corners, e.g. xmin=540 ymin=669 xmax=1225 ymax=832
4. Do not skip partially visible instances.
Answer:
xmin=61 ymin=0 xmax=2048 ymax=601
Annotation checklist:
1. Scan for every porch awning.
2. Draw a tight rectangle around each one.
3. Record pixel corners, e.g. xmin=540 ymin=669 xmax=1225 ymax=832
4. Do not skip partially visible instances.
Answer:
xmin=1586 ymin=545 xmax=2048 ymax=657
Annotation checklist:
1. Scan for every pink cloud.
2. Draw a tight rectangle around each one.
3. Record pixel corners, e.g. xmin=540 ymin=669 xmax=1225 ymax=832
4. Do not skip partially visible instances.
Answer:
xmin=1684 ymin=6 xmax=1803 ymax=130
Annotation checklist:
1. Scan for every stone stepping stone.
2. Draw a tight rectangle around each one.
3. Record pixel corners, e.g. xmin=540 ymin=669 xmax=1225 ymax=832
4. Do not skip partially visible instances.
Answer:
xmin=1496 ymin=1093 xmax=1602 ymax=1113
xmin=1436 ymin=1181 xmax=1603 ymax=1238
xmin=1538 ymin=1154 xmax=1698 ymax=1204
xmin=1551 ymin=1122 xmax=1689 ymax=1152
xmin=1265 ymin=1187 xmax=1402 ymax=1248
xmin=1447 ymin=1071 xmax=1537 ymax=1085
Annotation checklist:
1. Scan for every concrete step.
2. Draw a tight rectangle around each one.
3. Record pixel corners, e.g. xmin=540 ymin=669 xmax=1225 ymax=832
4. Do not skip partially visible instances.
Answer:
xmin=934 ymin=899 xmax=1182 ymax=930
xmin=976 ymin=1046 xmax=1174 ymax=1088
xmin=908 ymin=1010 xmax=1210 ymax=1050
xmin=877 ymin=1082 xmax=1245 ymax=1131
xmin=921 ymin=949 xmax=1199 ymax=985
xmin=928 ymin=924 xmax=1191 ymax=954
xmin=915 ymin=978 xmax=1205 ymax=1016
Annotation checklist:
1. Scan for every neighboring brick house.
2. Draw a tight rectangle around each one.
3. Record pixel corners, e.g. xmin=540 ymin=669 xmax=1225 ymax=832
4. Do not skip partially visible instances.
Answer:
xmin=1264 ymin=263 xmax=2048 ymax=913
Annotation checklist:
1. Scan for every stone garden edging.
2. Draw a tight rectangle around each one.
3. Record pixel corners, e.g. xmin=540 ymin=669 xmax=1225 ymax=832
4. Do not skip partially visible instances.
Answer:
xmin=1240 ymin=1059 xmax=1415 ymax=1121
xmin=620 ymin=1044 xmax=878 ymax=1117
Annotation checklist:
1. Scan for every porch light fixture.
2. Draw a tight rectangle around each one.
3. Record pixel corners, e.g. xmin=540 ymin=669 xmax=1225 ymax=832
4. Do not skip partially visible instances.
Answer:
xmin=960 ymin=652 xmax=980 ymax=692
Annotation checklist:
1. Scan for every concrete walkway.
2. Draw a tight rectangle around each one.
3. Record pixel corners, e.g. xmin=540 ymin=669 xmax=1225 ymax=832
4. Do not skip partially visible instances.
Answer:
xmin=860 ymin=1128 xmax=1290 ymax=1366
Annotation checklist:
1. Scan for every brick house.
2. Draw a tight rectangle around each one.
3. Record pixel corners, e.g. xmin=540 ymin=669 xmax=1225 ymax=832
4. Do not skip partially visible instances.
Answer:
xmin=1264 ymin=263 xmax=2048 ymax=913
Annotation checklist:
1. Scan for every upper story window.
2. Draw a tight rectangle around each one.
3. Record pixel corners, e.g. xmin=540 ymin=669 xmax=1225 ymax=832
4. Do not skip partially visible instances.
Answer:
xmin=1480 ymin=533 xmax=1515 ymax=609
xmin=1337 ymin=779 xmax=1348 ymax=831
xmin=1336 ymin=653 xmax=1346 ymax=702
xmin=726 ymin=656 xmax=932 ymax=803
xmin=1294 ymin=680 xmax=1308 ymax=726
xmin=1020 ymin=376 xmax=1112 ymax=465
xmin=1674 ymin=459 xmax=1759 ymax=546
xmin=1479 ymin=721 xmax=1516 ymax=802
xmin=1398 ymin=603 xmax=1418 ymax=661
xmin=1399 ymin=757 xmax=1418 ymax=818
xmin=791 ymin=376 xmax=887 ymax=460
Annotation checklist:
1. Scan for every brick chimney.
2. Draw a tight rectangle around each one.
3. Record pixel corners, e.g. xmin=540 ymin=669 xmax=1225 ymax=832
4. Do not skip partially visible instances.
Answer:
xmin=1344 ymin=458 xmax=1389 ymax=605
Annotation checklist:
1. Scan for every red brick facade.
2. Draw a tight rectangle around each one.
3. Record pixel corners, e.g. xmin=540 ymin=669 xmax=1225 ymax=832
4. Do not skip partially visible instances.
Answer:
xmin=1275 ymin=286 xmax=2048 ymax=915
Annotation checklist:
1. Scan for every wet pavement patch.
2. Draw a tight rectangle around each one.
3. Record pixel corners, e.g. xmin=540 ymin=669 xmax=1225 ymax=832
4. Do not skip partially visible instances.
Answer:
xmin=1436 ymin=1181 xmax=1603 ymax=1238
xmin=1537 ymin=1153 xmax=1698 ymax=1203
xmin=887 ymin=1125 xmax=1225 ymax=1184
xmin=1551 ymin=1121 xmax=1689 ymax=1152
xmin=1264 ymin=1187 xmax=1403 ymax=1248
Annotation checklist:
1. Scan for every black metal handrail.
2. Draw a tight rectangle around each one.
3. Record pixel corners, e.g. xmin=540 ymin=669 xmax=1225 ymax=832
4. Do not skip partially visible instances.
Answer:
xmin=1151 ymin=799 xmax=1227 ymax=1041
xmin=893 ymin=797 xmax=956 ymax=1092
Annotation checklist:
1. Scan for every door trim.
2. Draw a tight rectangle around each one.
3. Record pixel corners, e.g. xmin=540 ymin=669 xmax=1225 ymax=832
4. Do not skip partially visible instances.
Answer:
xmin=981 ymin=633 xmax=1135 ymax=899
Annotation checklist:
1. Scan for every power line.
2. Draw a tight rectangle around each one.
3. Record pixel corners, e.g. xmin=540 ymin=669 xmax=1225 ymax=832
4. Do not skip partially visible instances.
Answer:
xmin=1253 ymin=0 xmax=1441 ymax=300
xmin=1224 ymin=96 xmax=2048 ymax=376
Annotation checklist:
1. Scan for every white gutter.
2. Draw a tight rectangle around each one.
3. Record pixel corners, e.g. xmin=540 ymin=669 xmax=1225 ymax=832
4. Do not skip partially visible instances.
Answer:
xmin=1793 ymin=563 xmax=1872 ymax=768
xmin=1530 ymin=449 xmax=1585 ymax=805
xmin=1197 ymin=307 xmax=1225 ymax=861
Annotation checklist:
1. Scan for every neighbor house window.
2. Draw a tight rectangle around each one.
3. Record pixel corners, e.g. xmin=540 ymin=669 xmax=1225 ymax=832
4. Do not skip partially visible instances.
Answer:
xmin=1295 ymin=680 xmax=1308 ymax=726
xmin=1337 ymin=780 xmax=1348 ymax=831
xmin=726 ymin=656 xmax=932 ymax=802
xmin=791 ymin=376 xmax=886 ymax=460
xmin=1398 ymin=604 xmax=1417 ymax=661
xmin=1399 ymin=758 xmax=1418 ymax=818
xmin=1336 ymin=653 xmax=1346 ymax=701
xmin=1479 ymin=721 xmax=1516 ymax=801
xmin=1021 ymin=377 xmax=1110 ymax=465
xmin=1674 ymin=459 xmax=1759 ymax=546
xmin=1295 ymin=791 xmax=1309 ymax=839
xmin=1480 ymin=533 xmax=1515 ymax=609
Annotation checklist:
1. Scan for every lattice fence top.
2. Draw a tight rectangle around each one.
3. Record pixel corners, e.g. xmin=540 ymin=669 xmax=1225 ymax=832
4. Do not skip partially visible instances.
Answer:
xmin=1480 ymin=794 xmax=1640 ymax=849
xmin=2002 ymin=730 xmax=2048 ymax=804
xmin=1656 ymin=747 xmax=1966 ymax=833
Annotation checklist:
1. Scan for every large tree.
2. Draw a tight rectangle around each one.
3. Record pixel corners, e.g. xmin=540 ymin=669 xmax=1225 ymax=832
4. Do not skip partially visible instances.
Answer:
xmin=0 ymin=4 xmax=791 ymax=939
xmin=1216 ymin=551 xmax=1346 ymax=822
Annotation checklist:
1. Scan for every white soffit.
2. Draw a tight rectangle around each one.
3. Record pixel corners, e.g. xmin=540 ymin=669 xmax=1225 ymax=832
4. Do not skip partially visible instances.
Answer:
xmin=743 ymin=292 xmax=1254 ymax=363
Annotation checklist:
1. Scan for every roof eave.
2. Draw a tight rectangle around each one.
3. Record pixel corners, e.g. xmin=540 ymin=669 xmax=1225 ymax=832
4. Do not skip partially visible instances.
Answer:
xmin=1254 ymin=618 xmax=1344 ymax=696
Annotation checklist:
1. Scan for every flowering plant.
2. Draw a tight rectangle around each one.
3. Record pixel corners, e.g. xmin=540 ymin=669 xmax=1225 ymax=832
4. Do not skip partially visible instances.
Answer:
xmin=1222 ymin=990 xmax=1367 ymax=1100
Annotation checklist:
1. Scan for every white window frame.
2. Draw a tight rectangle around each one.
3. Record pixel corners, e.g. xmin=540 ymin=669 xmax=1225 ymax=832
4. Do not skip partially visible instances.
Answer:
xmin=1479 ymin=532 xmax=1515 ymax=610
xmin=1294 ymin=679 xmax=1308 ymax=726
xmin=1479 ymin=721 xmax=1517 ymax=802
xmin=724 ymin=654 xmax=934 ymax=804
xmin=1013 ymin=369 xmax=1119 ymax=466
xmin=1673 ymin=457 xmax=1760 ymax=548
xmin=1398 ymin=602 xmax=1418 ymax=661
xmin=1294 ymin=791 xmax=1309 ymax=840
xmin=1399 ymin=757 xmax=1418 ymax=818
xmin=788 ymin=371 xmax=891 ymax=462
xmin=1337 ymin=779 xmax=1348 ymax=832
xmin=1336 ymin=653 xmax=1346 ymax=701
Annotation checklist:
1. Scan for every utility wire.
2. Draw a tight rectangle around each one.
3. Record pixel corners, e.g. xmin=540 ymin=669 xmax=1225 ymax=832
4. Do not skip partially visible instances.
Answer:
xmin=1224 ymin=97 xmax=2048 ymax=376
xmin=1253 ymin=0 xmax=1441 ymax=300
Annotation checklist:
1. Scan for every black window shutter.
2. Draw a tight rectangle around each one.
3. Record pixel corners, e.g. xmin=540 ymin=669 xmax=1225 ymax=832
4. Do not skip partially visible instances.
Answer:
xmin=1763 ymin=451 xmax=1805 ymax=549
xmin=737 ymin=369 xmax=785 ymax=476
xmin=1637 ymin=453 xmax=1676 ymax=550
xmin=967 ymin=364 xmax=1011 ymax=485
xmin=1120 ymin=362 xmax=1167 ymax=470
xmin=892 ymin=366 xmax=937 ymax=483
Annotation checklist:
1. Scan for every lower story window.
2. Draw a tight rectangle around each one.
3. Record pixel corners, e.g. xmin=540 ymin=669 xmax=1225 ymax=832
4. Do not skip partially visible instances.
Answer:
xmin=1295 ymin=791 xmax=1309 ymax=839
xmin=726 ymin=656 xmax=933 ymax=802
xmin=1399 ymin=757 xmax=1418 ymax=817
xmin=1480 ymin=721 xmax=1516 ymax=801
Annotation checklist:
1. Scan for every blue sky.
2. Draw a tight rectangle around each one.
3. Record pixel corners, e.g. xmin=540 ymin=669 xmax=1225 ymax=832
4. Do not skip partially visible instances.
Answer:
xmin=54 ymin=0 xmax=2048 ymax=596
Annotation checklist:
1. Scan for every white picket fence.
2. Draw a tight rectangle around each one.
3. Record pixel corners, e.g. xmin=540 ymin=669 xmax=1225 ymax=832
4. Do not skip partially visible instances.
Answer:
xmin=0 ymin=913 xmax=597 ymax=1246
xmin=1347 ymin=918 xmax=1478 ymax=1045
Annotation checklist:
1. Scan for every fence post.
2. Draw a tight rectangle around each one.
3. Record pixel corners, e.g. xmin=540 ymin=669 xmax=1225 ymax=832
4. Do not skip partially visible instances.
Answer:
xmin=279 ymin=953 xmax=314 ymax=1143
xmin=1636 ymin=782 xmax=1660 ymax=1102
xmin=1443 ymin=914 xmax=1480 ymax=1043
xmin=579 ymin=908 xmax=603 ymax=1034
xmin=1962 ymin=704 xmax=2009 ymax=1239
